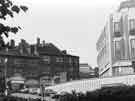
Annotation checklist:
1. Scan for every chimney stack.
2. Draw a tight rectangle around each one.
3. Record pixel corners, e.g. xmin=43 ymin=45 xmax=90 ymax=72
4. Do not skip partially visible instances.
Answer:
xmin=10 ymin=39 xmax=15 ymax=48
xmin=34 ymin=45 xmax=38 ymax=56
xmin=37 ymin=37 xmax=40 ymax=46
xmin=62 ymin=50 xmax=67 ymax=54
xmin=42 ymin=40 xmax=45 ymax=47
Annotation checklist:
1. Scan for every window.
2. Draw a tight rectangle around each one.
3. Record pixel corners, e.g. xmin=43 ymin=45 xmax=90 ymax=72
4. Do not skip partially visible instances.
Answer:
xmin=14 ymin=59 xmax=22 ymax=65
xmin=114 ymin=23 xmax=120 ymax=32
xmin=129 ymin=20 xmax=135 ymax=30
xmin=129 ymin=19 xmax=135 ymax=35
xmin=69 ymin=57 xmax=72 ymax=64
xmin=114 ymin=22 xmax=121 ymax=37
xmin=43 ymin=56 xmax=50 ymax=63
xmin=130 ymin=39 xmax=135 ymax=58
xmin=56 ymin=57 xmax=63 ymax=63
xmin=75 ymin=59 xmax=79 ymax=64
xmin=115 ymin=41 xmax=121 ymax=50
xmin=131 ymin=39 xmax=135 ymax=48
xmin=114 ymin=41 xmax=121 ymax=60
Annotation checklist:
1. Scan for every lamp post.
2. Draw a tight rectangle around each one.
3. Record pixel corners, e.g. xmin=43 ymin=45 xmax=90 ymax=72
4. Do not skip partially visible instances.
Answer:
xmin=40 ymin=84 xmax=45 ymax=101
xmin=4 ymin=48 xmax=8 ymax=96
xmin=132 ymin=61 xmax=135 ymax=72
xmin=4 ymin=58 xmax=8 ymax=96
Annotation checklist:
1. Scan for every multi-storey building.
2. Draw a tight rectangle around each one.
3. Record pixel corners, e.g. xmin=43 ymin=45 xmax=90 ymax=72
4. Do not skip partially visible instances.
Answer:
xmin=96 ymin=0 xmax=135 ymax=77
xmin=79 ymin=63 xmax=96 ymax=79
xmin=0 ymin=38 xmax=79 ymax=86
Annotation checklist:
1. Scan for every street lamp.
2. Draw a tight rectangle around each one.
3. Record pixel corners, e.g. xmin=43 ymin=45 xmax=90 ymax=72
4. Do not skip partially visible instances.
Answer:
xmin=4 ymin=47 xmax=8 ymax=96
xmin=4 ymin=58 xmax=8 ymax=96
xmin=40 ymin=84 xmax=45 ymax=101
xmin=132 ymin=61 xmax=135 ymax=72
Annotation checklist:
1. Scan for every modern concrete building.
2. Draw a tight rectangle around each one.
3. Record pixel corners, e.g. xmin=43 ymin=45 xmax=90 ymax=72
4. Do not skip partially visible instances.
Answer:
xmin=96 ymin=0 xmax=135 ymax=77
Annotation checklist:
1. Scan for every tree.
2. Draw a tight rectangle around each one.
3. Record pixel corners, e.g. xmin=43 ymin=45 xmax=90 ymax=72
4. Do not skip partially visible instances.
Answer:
xmin=0 ymin=0 xmax=28 ymax=49
xmin=0 ymin=77 xmax=6 ymax=96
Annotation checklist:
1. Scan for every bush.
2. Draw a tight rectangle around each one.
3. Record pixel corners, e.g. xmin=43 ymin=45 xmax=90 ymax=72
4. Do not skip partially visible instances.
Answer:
xmin=59 ymin=85 xmax=135 ymax=101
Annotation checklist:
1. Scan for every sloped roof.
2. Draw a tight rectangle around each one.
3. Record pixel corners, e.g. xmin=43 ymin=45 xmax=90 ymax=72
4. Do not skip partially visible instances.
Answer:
xmin=37 ymin=43 xmax=64 ymax=55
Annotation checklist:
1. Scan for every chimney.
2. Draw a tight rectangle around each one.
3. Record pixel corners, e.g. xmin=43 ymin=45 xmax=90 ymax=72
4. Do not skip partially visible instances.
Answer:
xmin=19 ymin=39 xmax=25 ymax=54
xmin=37 ymin=37 xmax=40 ymax=46
xmin=10 ymin=39 xmax=15 ymax=48
xmin=21 ymin=39 xmax=26 ymax=45
xmin=42 ymin=40 xmax=45 ymax=47
xmin=34 ymin=45 xmax=38 ymax=56
xmin=62 ymin=50 xmax=67 ymax=54
xmin=27 ymin=47 xmax=31 ymax=55
xmin=20 ymin=44 xmax=23 ymax=54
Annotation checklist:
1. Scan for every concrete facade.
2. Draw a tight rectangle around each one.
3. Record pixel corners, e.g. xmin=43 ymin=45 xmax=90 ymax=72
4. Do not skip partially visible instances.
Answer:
xmin=96 ymin=0 xmax=135 ymax=77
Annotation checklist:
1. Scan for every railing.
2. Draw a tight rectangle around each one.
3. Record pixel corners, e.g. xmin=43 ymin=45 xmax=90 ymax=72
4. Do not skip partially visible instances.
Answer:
xmin=46 ymin=74 xmax=135 ymax=93
xmin=8 ymin=74 xmax=135 ymax=100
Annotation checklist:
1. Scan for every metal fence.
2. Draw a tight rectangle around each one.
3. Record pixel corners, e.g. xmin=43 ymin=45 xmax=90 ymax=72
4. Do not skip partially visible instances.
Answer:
xmin=46 ymin=74 xmax=135 ymax=93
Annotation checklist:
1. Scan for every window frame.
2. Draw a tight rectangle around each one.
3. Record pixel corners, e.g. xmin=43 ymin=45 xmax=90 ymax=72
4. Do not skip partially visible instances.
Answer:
xmin=113 ymin=22 xmax=121 ymax=37
xmin=43 ymin=56 xmax=50 ymax=64
xmin=131 ymin=39 xmax=135 ymax=49
xmin=56 ymin=57 xmax=64 ymax=63
xmin=129 ymin=19 xmax=135 ymax=35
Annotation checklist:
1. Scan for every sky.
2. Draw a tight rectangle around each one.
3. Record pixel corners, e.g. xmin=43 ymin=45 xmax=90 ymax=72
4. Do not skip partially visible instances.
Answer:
xmin=6 ymin=0 xmax=124 ymax=67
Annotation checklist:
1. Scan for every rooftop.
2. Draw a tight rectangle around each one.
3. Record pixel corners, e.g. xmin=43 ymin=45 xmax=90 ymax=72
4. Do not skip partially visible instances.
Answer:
xmin=119 ymin=0 xmax=135 ymax=11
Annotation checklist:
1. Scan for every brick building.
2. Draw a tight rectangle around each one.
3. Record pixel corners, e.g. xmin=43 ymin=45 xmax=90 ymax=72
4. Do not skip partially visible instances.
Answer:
xmin=0 ymin=38 xmax=79 ymax=86
xmin=79 ymin=63 xmax=95 ymax=79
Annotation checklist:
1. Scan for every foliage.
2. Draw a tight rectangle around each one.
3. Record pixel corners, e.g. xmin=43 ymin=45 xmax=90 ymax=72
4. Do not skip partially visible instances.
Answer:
xmin=59 ymin=85 xmax=135 ymax=101
xmin=0 ymin=0 xmax=28 ymax=49
xmin=0 ymin=77 xmax=6 ymax=96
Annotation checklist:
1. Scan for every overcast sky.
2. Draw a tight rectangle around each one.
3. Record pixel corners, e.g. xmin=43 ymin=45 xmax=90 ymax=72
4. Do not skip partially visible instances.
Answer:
xmin=7 ymin=0 xmax=124 ymax=67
